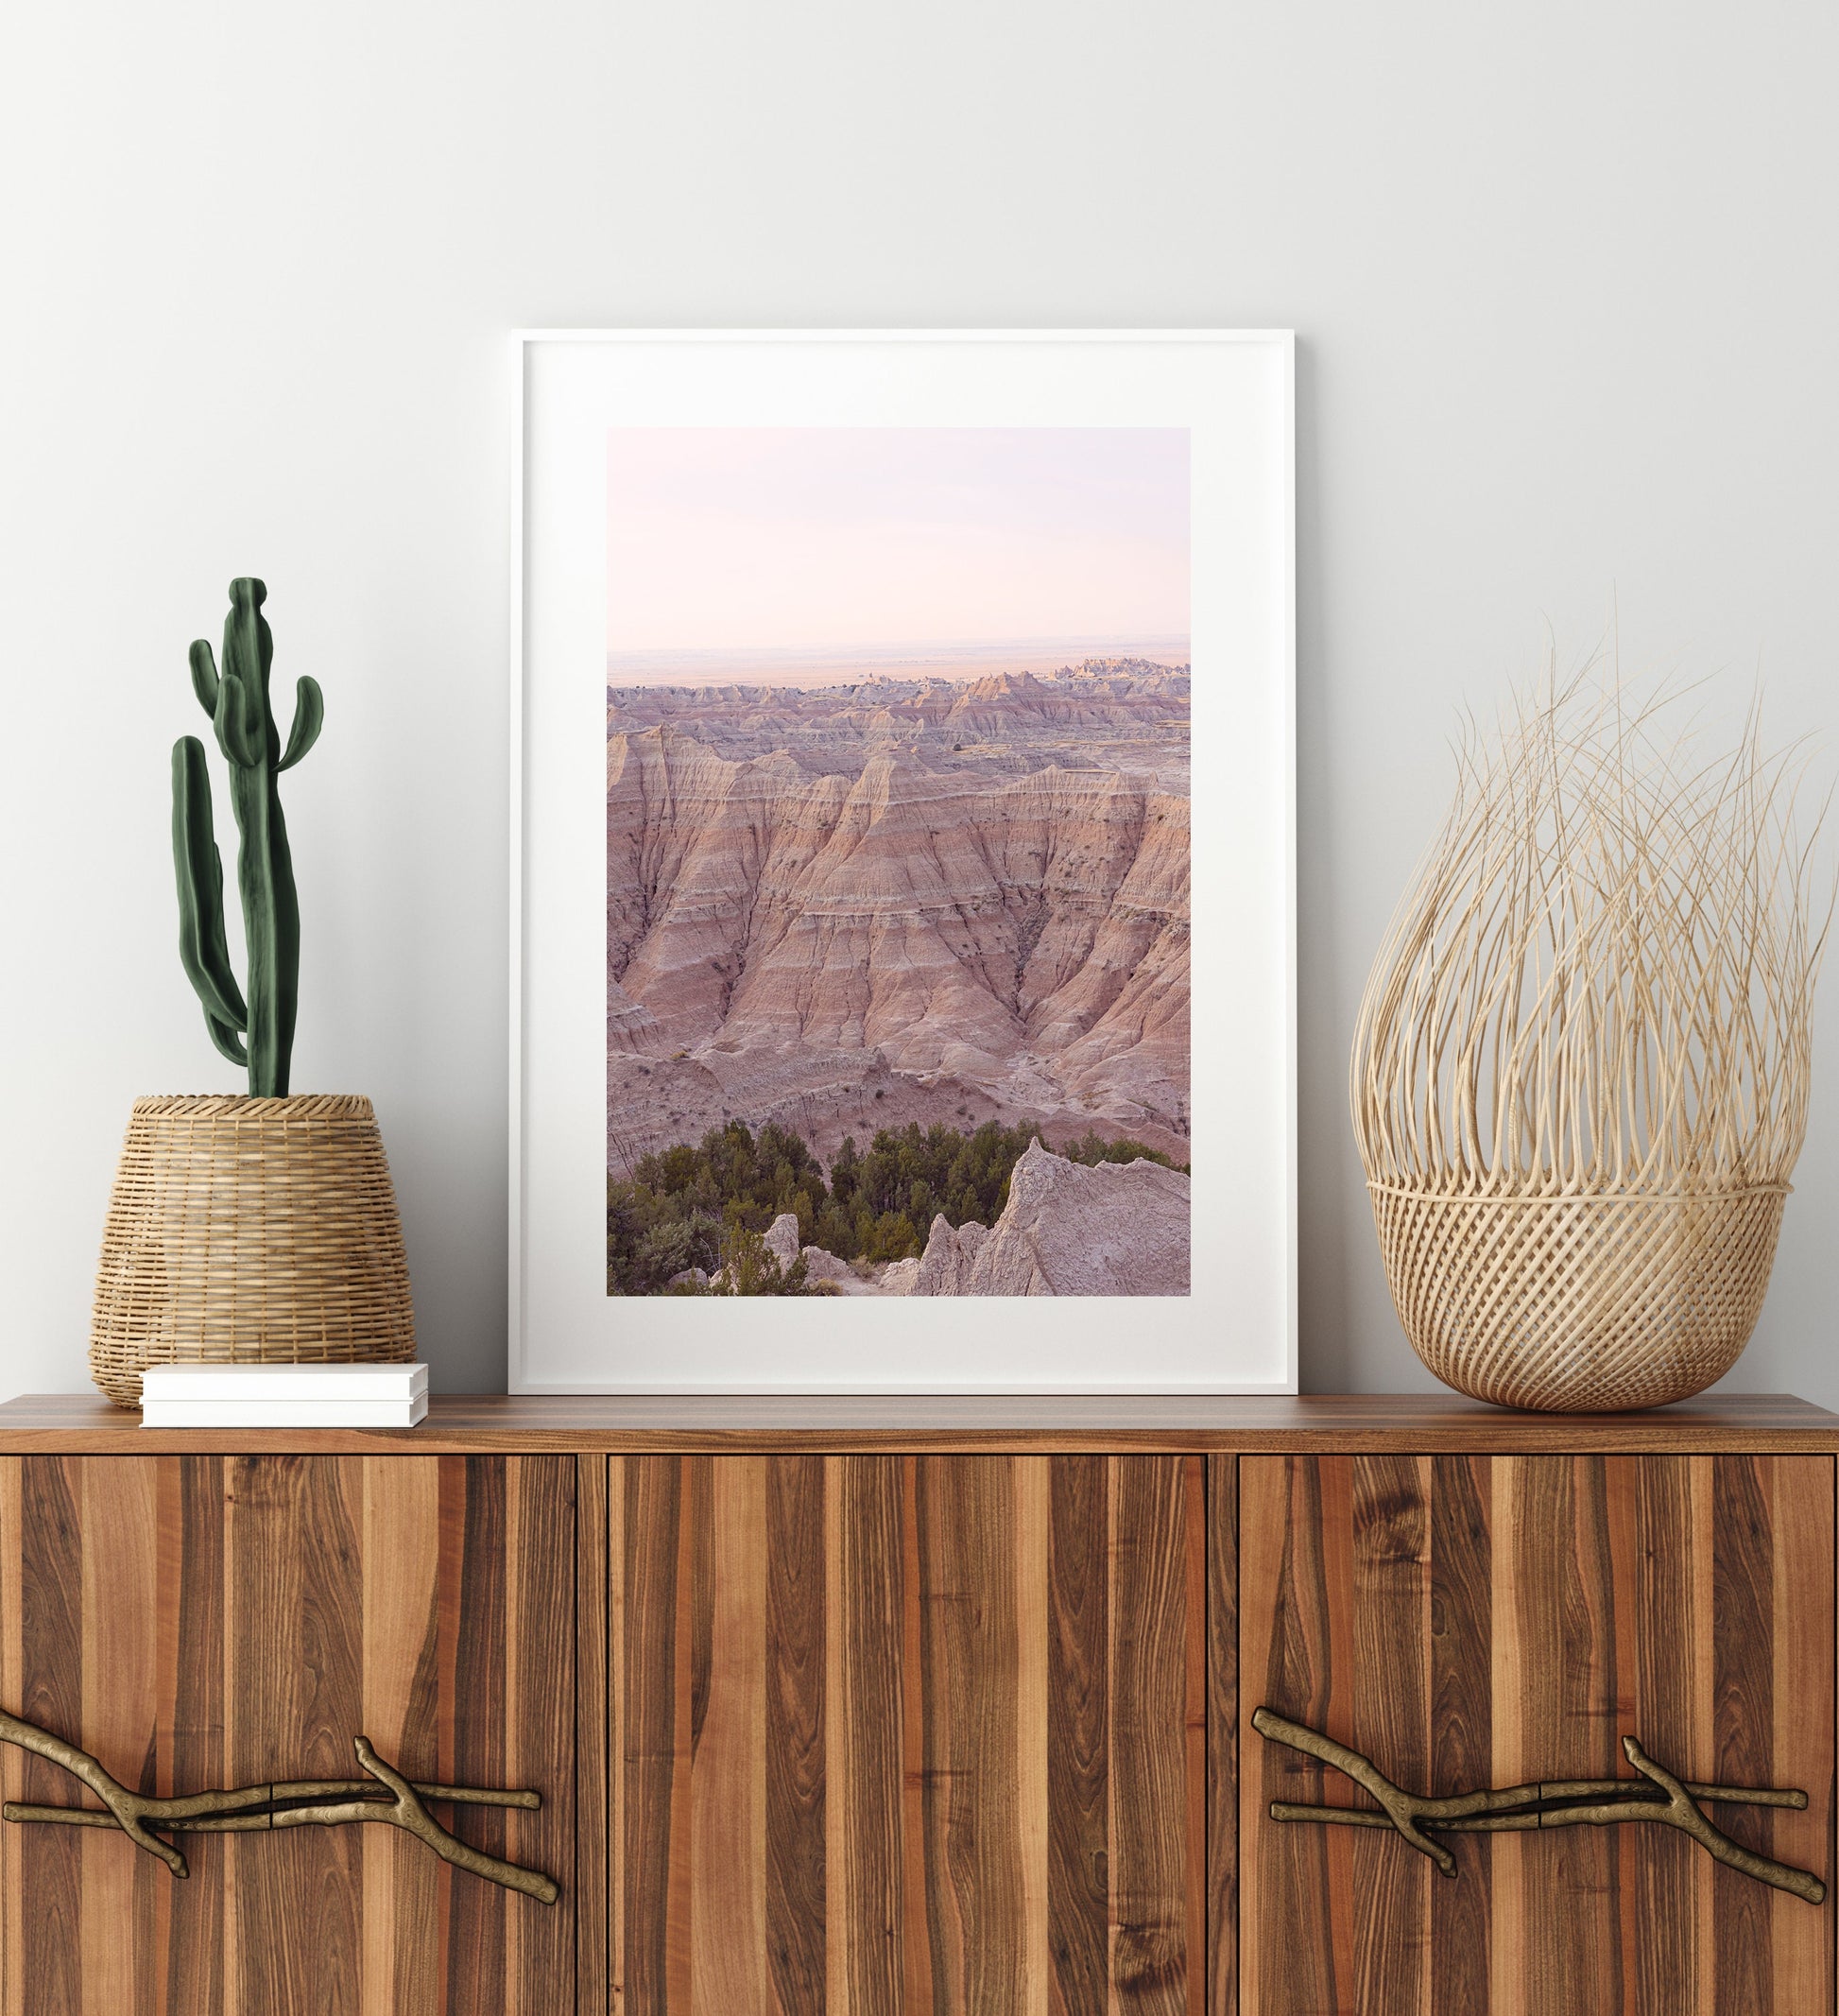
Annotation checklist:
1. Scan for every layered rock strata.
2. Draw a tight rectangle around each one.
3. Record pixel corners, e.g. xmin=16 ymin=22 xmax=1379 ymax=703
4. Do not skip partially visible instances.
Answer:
xmin=606 ymin=660 xmax=1189 ymax=783
xmin=607 ymin=665 xmax=1191 ymax=1169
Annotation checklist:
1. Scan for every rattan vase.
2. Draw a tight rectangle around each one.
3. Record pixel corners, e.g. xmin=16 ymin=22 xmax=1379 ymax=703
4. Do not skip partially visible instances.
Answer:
xmin=1368 ymin=1181 xmax=1789 ymax=1412
xmin=90 ymin=1094 xmax=417 ymax=1407
xmin=1351 ymin=670 xmax=1827 ymax=1415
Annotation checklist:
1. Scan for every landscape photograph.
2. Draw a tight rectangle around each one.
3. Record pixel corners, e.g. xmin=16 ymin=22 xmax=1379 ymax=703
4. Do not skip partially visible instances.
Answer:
xmin=605 ymin=426 xmax=1192 ymax=1296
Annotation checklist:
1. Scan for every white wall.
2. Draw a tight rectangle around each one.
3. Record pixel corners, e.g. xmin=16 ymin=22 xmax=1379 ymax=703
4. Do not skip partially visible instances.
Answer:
xmin=3 ymin=0 xmax=1834 ymax=1403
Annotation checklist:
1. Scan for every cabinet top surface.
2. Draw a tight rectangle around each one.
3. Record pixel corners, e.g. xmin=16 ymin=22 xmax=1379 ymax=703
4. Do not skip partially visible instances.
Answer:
xmin=0 ymin=1391 xmax=1831 ymax=1453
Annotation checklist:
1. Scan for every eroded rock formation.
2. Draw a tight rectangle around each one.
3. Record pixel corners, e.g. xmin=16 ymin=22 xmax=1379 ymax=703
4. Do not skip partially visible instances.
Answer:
xmin=914 ymin=1213 xmax=988 ymax=1295
xmin=607 ymin=664 xmax=1190 ymax=1168
xmin=912 ymin=1141 xmax=1189 ymax=1296
xmin=762 ymin=1214 xmax=802 ymax=1271
xmin=799 ymin=1245 xmax=855 ymax=1287
xmin=879 ymin=1257 xmax=921 ymax=1296
xmin=800 ymin=1143 xmax=1190 ymax=1298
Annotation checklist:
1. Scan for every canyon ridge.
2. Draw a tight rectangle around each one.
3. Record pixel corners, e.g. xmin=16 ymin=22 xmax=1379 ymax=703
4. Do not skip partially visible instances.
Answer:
xmin=606 ymin=659 xmax=1191 ymax=1185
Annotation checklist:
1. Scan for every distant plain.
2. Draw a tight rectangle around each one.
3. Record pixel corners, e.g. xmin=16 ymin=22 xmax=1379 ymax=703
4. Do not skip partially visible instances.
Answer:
xmin=607 ymin=633 xmax=1192 ymax=690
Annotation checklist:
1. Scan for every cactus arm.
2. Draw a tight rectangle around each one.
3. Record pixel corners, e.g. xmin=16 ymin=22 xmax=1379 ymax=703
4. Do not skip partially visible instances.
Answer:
xmin=277 ymin=677 xmax=323 ymax=771
xmin=203 ymin=1009 xmax=249 ymax=1065
xmin=171 ymin=737 xmax=249 ymax=1041
xmin=214 ymin=673 xmax=261 ymax=769
xmin=189 ymin=640 xmax=220 ymax=719
xmin=204 ymin=1017 xmax=249 ymax=1065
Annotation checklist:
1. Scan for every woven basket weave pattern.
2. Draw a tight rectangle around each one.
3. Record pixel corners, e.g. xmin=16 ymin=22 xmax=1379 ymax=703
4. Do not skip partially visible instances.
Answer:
xmin=1349 ymin=676 xmax=1825 ymax=1412
xmin=1369 ymin=1182 xmax=1786 ymax=1412
xmin=90 ymin=1094 xmax=416 ymax=1407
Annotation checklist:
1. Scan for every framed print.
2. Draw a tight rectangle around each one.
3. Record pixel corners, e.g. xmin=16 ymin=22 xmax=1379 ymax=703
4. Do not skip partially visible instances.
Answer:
xmin=511 ymin=330 xmax=1295 ymax=1391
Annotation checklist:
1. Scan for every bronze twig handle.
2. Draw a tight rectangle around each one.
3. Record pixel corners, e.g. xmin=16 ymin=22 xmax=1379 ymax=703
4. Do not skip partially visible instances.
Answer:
xmin=0 ymin=1710 xmax=559 ymax=1904
xmin=262 ymin=1738 xmax=558 ymax=1905
xmin=1254 ymin=1707 xmax=1825 ymax=1905
xmin=0 ymin=1707 xmax=188 ymax=1876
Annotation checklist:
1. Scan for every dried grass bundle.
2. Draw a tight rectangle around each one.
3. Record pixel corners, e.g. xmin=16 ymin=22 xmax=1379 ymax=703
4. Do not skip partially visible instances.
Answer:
xmin=1351 ymin=665 xmax=1830 ymax=1411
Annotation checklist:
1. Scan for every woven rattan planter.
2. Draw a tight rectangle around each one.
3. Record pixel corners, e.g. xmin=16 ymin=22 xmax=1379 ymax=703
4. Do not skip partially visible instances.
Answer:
xmin=90 ymin=1095 xmax=416 ymax=1407
xmin=1369 ymin=1180 xmax=1789 ymax=1412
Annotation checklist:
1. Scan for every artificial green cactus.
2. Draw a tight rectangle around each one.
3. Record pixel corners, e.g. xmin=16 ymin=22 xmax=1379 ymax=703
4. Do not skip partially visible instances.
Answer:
xmin=171 ymin=579 xmax=323 ymax=1095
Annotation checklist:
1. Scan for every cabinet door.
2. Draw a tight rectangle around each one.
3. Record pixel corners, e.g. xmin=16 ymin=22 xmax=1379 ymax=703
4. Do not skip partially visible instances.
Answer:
xmin=610 ymin=1454 xmax=1222 ymax=2015
xmin=1239 ymin=1455 xmax=1835 ymax=2016
xmin=0 ymin=1454 xmax=576 ymax=2016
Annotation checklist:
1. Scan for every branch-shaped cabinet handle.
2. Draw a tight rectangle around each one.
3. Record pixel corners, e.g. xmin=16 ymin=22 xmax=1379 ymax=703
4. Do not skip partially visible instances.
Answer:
xmin=0 ymin=1705 xmax=558 ymax=1904
xmin=1254 ymin=1706 xmax=1824 ymax=1905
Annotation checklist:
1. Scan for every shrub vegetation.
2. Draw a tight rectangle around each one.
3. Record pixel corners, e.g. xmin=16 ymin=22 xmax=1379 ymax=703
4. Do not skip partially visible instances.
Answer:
xmin=607 ymin=1118 xmax=1186 ymax=1296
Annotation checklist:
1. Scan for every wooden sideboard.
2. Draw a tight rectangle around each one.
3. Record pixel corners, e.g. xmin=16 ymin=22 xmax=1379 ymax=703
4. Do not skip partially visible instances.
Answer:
xmin=0 ymin=1392 xmax=1830 ymax=2014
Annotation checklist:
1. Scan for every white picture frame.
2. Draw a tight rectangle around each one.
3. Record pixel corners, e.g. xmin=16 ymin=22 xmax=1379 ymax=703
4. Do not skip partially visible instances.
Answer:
xmin=511 ymin=329 xmax=1296 ymax=1391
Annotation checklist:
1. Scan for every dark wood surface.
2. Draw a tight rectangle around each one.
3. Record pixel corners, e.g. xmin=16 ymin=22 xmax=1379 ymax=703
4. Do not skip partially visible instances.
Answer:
xmin=576 ymin=1456 xmax=610 ymax=2016
xmin=610 ymin=1453 xmax=1214 ymax=2013
xmin=0 ymin=1392 xmax=1833 ymax=1454
xmin=1238 ymin=1453 xmax=1837 ymax=2015
xmin=0 ymin=1405 xmax=1831 ymax=2009
xmin=0 ymin=1454 xmax=576 ymax=2014
xmin=1205 ymin=1456 xmax=1238 ymax=2016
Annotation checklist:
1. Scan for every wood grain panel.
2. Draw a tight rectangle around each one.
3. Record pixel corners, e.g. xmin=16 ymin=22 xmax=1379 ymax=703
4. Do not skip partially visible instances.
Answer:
xmin=1506 ymin=1456 xmax=1622 ymax=2012
xmin=1047 ymin=1456 xmax=1109 ymax=2016
xmin=17 ymin=1459 xmax=81 ymax=2015
xmin=1711 ymin=1456 xmax=1774 ymax=2012
xmin=1013 ymin=1457 xmax=1051 ymax=2016
xmin=1348 ymin=1456 xmax=1430 ymax=2016
xmin=826 ymin=1455 xmax=903 ymax=2016
xmin=1611 ymin=1454 xmax=1702 ymax=2016
xmin=77 ymin=1459 xmax=157 ymax=2016
xmin=231 ymin=1456 xmax=364 ymax=2011
xmin=0 ymin=1456 xmax=576 ymax=2016
xmin=917 ymin=1455 xmax=1026 ymax=2013
xmin=1765 ymin=1457 xmax=1834 ymax=2008
xmin=1183 ymin=1456 xmax=1208 ymax=2016
xmin=1239 ymin=1455 xmax=1835 ymax=2016
xmin=1428 ymin=1456 xmax=1491 ymax=2016
xmin=506 ymin=1456 xmax=577 ymax=2009
xmin=576 ymin=1456 xmax=610 ymax=2016
xmin=614 ymin=1453 xmax=1206 ymax=2014
xmin=620 ymin=1454 xmax=681 ymax=2016
xmin=1239 ymin=1456 xmax=1341 ymax=2016
xmin=447 ymin=1455 xmax=509 ymax=2009
xmin=161 ymin=1456 xmax=225 ymax=2016
xmin=1110 ymin=1456 xmax=1200 ymax=2014
xmin=1205 ymin=1455 xmax=1238 ymax=2016
xmin=765 ymin=1457 xmax=826 ymax=2016
xmin=8 ymin=1391 xmax=1838 ymax=1456
xmin=361 ymin=1457 xmax=440 ymax=2016
xmin=690 ymin=1459 xmax=768 ymax=2015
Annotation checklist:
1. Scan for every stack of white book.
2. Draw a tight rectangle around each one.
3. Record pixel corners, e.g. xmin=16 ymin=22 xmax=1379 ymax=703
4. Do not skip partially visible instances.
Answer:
xmin=139 ymin=1363 xmax=429 ymax=1427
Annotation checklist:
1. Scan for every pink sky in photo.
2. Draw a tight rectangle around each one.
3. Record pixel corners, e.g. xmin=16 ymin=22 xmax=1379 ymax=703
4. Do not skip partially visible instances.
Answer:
xmin=607 ymin=427 xmax=1190 ymax=656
